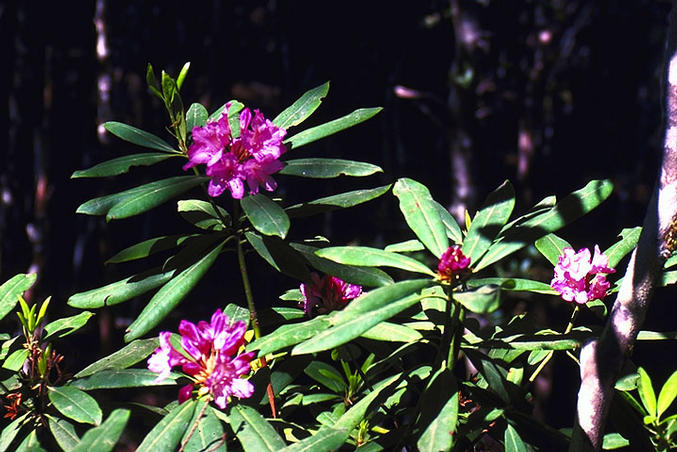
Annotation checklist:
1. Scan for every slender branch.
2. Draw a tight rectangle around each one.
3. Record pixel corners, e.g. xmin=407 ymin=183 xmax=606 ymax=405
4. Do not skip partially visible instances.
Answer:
xmin=528 ymin=306 xmax=579 ymax=383
xmin=570 ymin=4 xmax=677 ymax=449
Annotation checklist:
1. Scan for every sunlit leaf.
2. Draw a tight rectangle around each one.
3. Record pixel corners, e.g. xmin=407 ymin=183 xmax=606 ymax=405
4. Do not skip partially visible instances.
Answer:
xmin=186 ymin=103 xmax=209 ymax=131
xmin=71 ymin=409 xmax=130 ymax=452
xmin=657 ymin=369 xmax=677 ymax=419
xmin=241 ymin=194 xmax=290 ymax=239
xmin=71 ymin=153 xmax=179 ymax=179
xmin=534 ymin=233 xmax=571 ymax=266
xmin=468 ymin=277 xmax=557 ymax=295
xmin=433 ymin=201 xmax=463 ymax=245
xmin=44 ymin=311 xmax=94 ymax=339
xmin=16 ymin=431 xmax=45 ymax=452
xmin=247 ymin=317 xmax=332 ymax=356
xmin=103 ymin=122 xmax=178 ymax=153
xmin=178 ymin=199 xmax=230 ymax=231
xmin=105 ymin=234 xmax=195 ymax=264
xmin=504 ymin=424 xmax=528 ymax=452
xmin=637 ymin=367 xmax=657 ymax=419
xmin=286 ymin=185 xmax=391 ymax=218
xmin=304 ymin=361 xmax=346 ymax=393
xmin=2 ymin=349 xmax=28 ymax=371
xmin=604 ymin=227 xmax=642 ymax=268
xmin=285 ymin=107 xmax=382 ymax=149
xmin=454 ymin=285 xmax=501 ymax=314
xmin=316 ymin=246 xmax=435 ymax=276
xmin=48 ymin=386 xmax=102 ymax=425
xmin=230 ymin=404 xmax=286 ymax=452
xmin=361 ymin=321 xmax=423 ymax=343
xmin=75 ymin=338 xmax=158 ymax=378
xmin=136 ymin=400 xmax=196 ymax=452
xmin=274 ymin=81 xmax=329 ymax=129
xmin=0 ymin=273 xmax=36 ymax=322
xmin=280 ymin=158 xmax=382 ymax=178
xmin=417 ymin=369 xmax=458 ymax=452
xmin=47 ymin=415 xmax=80 ymax=451
xmin=73 ymin=369 xmax=177 ymax=390
xmin=601 ymin=433 xmax=630 ymax=450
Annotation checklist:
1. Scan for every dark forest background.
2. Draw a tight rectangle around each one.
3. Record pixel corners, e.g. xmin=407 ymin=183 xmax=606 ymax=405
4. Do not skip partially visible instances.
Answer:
xmin=2 ymin=0 xmax=675 ymax=432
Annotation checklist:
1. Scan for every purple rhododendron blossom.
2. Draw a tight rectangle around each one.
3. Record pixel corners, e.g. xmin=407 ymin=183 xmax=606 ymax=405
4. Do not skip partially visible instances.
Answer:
xmin=437 ymin=245 xmax=471 ymax=282
xmin=550 ymin=245 xmax=615 ymax=304
xmin=300 ymin=273 xmax=362 ymax=317
xmin=184 ymin=103 xmax=286 ymax=199
xmin=147 ymin=309 xmax=256 ymax=409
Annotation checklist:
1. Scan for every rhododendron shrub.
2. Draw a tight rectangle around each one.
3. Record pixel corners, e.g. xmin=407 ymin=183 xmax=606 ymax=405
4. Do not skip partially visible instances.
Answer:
xmin=2 ymin=62 xmax=677 ymax=451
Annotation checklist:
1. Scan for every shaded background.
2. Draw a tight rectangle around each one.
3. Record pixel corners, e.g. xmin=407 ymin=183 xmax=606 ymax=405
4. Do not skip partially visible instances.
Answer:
xmin=2 ymin=0 xmax=675 ymax=436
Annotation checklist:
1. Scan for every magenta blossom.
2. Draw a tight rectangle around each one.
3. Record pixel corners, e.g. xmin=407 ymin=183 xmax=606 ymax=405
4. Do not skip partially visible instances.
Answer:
xmin=184 ymin=103 xmax=286 ymax=199
xmin=437 ymin=245 xmax=471 ymax=282
xmin=300 ymin=273 xmax=362 ymax=317
xmin=147 ymin=309 xmax=256 ymax=409
xmin=551 ymin=245 xmax=616 ymax=304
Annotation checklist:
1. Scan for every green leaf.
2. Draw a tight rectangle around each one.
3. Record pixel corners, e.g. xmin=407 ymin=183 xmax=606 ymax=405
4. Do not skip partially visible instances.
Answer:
xmin=315 ymin=246 xmax=435 ymax=276
xmin=286 ymin=185 xmax=391 ymax=218
xmin=637 ymin=367 xmax=657 ymax=419
xmin=125 ymin=241 xmax=225 ymax=341
xmin=602 ymin=432 xmax=630 ymax=449
xmin=433 ymin=201 xmax=463 ymax=245
xmin=247 ymin=317 xmax=332 ymax=356
xmin=0 ymin=413 xmax=28 ymax=452
xmin=279 ymin=158 xmax=382 ymax=179
xmin=462 ymin=180 xmax=515 ymax=265
xmin=230 ymin=404 xmax=286 ymax=452
xmin=657 ymin=369 xmax=677 ymax=419
xmin=71 ymin=153 xmax=178 ymax=179
xmin=72 ymin=369 xmax=177 ymax=390
xmin=16 ymin=431 xmax=45 ymax=452
xmin=417 ymin=370 xmax=458 ymax=452
xmin=0 ymin=273 xmax=36 ymax=322
xmin=535 ymin=233 xmax=571 ymax=266
xmin=2 ymin=349 xmax=28 ymax=371
xmin=274 ymin=81 xmax=329 ymax=129
xmin=615 ymin=373 xmax=639 ymax=391
xmin=68 ymin=268 xmax=175 ymax=309
xmin=71 ymin=409 xmax=130 ymax=452
xmin=44 ymin=311 xmax=94 ymax=339
xmin=136 ymin=400 xmax=197 ymax=452
xmin=209 ymin=100 xmax=244 ymax=123
xmin=75 ymin=338 xmax=158 ymax=378
xmin=393 ymin=178 xmax=449 ymax=258
xmin=103 ymin=122 xmax=178 ymax=153
xmin=76 ymin=176 xmax=207 ymax=219
xmin=361 ymin=321 xmax=423 ymax=343
xmin=48 ymin=385 xmax=102 ymax=425
xmin=285 ymin=107 xmax=382 ymax=149
xmin=604 ymin=227 xmax=642 ymax=268
xmin=304 ymin=361 xmax=346 ymax=393
xmin=384 ymin=239 xmax=425 ymax=253
xmin=454 ymin=285 xmax=501 ymax=314
xmin=146 ymin=64 xmax=162 ymax=99
xmin=241 ymin=194 xmax=290 ymax=239
xmin=292 ymin=280 xmax=433 ymax=354
xmin=504 ymin=424 xmax=528 ymax=452
xmin=181 ymin=403 xmax=226 ymax=452
xmin=186 ymin=103 xmax=209 ymax=131
xmin=178 ymin=199 xmax=230 ymax=231
xmin=468 ymin=277 xmax=557 ymax=295
xmin=105 ymin=235 xmax=195 ymax=264
xmin=244 ymin=232 xmax=310 ymax=282
xmin=291 ymin=243 xmax=394 ymax=287
xmin=223 ymin=303 xmax=250 ymax=326
xmin=47 ymin=415 xmax=80 ymax=451
xmin=475 ymin=180 xmax=614 ymax=271
xmin=176 ymin=62 xmax=190 ymax=90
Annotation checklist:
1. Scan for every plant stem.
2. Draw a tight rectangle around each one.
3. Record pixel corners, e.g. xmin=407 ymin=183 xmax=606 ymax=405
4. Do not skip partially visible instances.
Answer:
xmin=528 ymin=305 xmax=580 ymax=383
xmin=237 ymin=235 xmax=260 ymax=340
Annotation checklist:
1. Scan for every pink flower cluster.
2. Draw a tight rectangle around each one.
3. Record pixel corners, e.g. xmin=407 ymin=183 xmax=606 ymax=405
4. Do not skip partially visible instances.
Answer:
xmin=300 ymin=273 xmax=362 ymax=317
xmin=147 ymin=309 xmax=256 ymax=409
xmin=437 ymin=245 xmax=471 ymax=282
xmin=551 ymin=245 xmax=615 ymax=304
xmin=183 ymin=104 xmax=287 ymax=199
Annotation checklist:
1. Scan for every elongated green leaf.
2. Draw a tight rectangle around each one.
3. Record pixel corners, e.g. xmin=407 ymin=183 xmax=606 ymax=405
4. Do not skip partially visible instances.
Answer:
xmin=605 ymin=227 xmax=642 ymax=268
xmin=71 ymin=409 xmax=129 ymax=452
xmin=304 ymin=361 xmax=346 ymax=393
xmin=637 ymin=367 xmax=657 ymax=418
xmin=637 ymin=330 xmax=677 ymax=340
xmin=293 ymin=281 xmax=432 ymax=354
xmin=48 ymin=386 xmax=102 ymax=425
xmin=125 ymin=241 xmax=225 ymax=341
xmin=291 ymin=243 xmax=393 ymax=287
xmin=186 ymin=103 xmax=208 ymax=131
xmin=0 ymin=273 xmax=36 ymax=322
xmin=71 ymin=153 xmax=178 ymax=179
xmin=434 ymin=201 xmax=463 ymax=245
xmin=16 ymin=431 xmax=45 ymax=452
xmin=475 ymin=180 xmax=613 ymax=271
xmin=146 ymin=64 xmax=162 ymax=98
xmin=274 ymin=82 xmax=329 ymax=129
xmin=105 ymin=234 xmax=195 ymax=264
xmin=230 ymin=404 xmax=286 ymax=452
xmin=417 ymin=370 xmax=458 ymax=452
xmin=601 ymin=433 xmax=630 ymax=449
xmin=361 ymin=321 xmax=423 ymax=342
xmin=285 ymin=107 xmax=382 ymax=149
xmin=247 ymin=317 xmax=332 ymax=356
xmin=454 ymin=285 xmax=501 ymax=314
xmin=316 ymin=246 xmax=435 ymax=276
xmin=223 ymin=303 xmax=250 ymax=326
xmin=535 ymin=233 xmax=571 ymax=266
xmin=76 ymin=176 xmax=207 ymax=218
xmin=182 ymin=403 xmax=226 ymax=452
xmin=178 ymin=199 xmax=230 ymax=231
xmin=137 ymin=400 xmax=196 ymax=452
xmin=657 ymin=369 xmax=677 ymax=419
xmin=47 ymin=415 xmax=80 ymax=451
xmin=504 ymin=424 xmax=528 ymax=452
xmin=468 ymin=277 xmax=556 ymax=294
xmin=44 ymin=312 xmax=94 ymax=339
xmin=393 ymin=178 xmax=449 ymax=258
xmin=0 ymin=413 xmax=28 ymax=452
xmin=106 ymin=177 xmax=208 ymax=221
xmin=103 ymin=122 xmax=178 ymax=153
xmin=245 ymin=232 xmax=310 ymax=282
xmin=280 ymin=158 xmax=382 ymax=179
xmin=384 ymin=239 xmax=425 ymax=253
xmin=286 ymin=185 xmax=391 ymax=218
xmin=2 ymin=349 xmax=28 ymax=371
xmin=75 ymin=338 xmax=158 ymax=377
xmin=73 ymin=369 xmax=177 ymax=390
xmin=463 ymin=180 xmax=515 ymax=264
xmin=241 ymin=194 xmax=290 ymax=239
xmin=68 ymin=268 xmax=175 ymax=309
